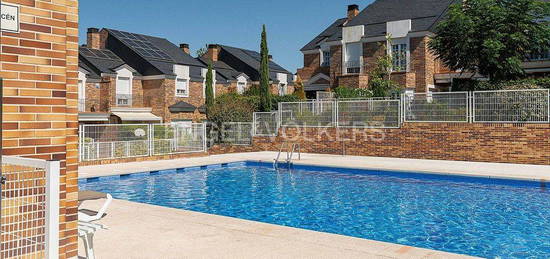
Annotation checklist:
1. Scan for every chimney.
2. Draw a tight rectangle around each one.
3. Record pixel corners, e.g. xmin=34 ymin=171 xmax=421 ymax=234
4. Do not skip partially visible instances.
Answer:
xmin=180 ymin=43 xmax=190 ymax=54
xmin=206 ymin=44 xmax=220 ymax=62
xmin=268 ymin=55 xmax=273 ymax=61
xmin=347 ymin=4 xmax=359 ymax=21
xmin=87 ymin=28 xmax=101 ymax=49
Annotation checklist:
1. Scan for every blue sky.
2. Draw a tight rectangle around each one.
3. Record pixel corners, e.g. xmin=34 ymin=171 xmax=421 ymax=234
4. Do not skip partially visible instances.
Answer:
xmin=79 ymin=0 xmax=374 ymax=73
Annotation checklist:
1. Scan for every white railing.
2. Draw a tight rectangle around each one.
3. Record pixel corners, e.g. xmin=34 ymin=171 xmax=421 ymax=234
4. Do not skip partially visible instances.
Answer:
xmin=403 ymin=92 xmax=469 ymax=123
xmin=473 ymin=89 xmax=550 ymax=123
xmin=219 ymin=122 xmax=254 ymax=146
xmin=1 ymin=156 xmax=60 ymax=259
xmin=279 ymin=101 xmax=336 ymax=127
xmin=115 ymin=94 xmax=132 ymax=107
xmin=79 ymin=123 xmax=207 ymax=162
xmin=253 ymin=112 xmax=279 ymax=136
xmin=338 ymin=99 xmax=401 ymax=128
xmin=316 ymin=91 xmax=335 ymax=100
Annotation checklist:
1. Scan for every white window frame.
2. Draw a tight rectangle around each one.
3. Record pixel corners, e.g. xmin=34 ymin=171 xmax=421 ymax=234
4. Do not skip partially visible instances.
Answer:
xmin=237 ymin=82 xmax=246 ymax=94
xmin=116 ymin=76 xmax=132 ymax=106
xmin=344 ymin=42 xmax=362 ymax=74
xmin=175 ymin=78 xmax=189 ymax=97
xmin=389 ymin=38 xmax=410 ymax=72
xmin=320 ymin=49 xmax=331 ymax=67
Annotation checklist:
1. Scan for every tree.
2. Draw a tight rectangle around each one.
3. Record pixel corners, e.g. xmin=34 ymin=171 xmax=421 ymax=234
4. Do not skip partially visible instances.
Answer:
xmin=259 ymin=25 xmax=272 ymax=112
xmin=429 ymin=0 xmax=550 ymax=82
xmin=368 ymin=37 xmax=399 ymax=97
xmin=196 ymin=45 xmax=207 ymax=57
xmin=293 ymin=75 xmax=306 ymax=100
xmin=205 ymin=62 xmax=215 ymax=118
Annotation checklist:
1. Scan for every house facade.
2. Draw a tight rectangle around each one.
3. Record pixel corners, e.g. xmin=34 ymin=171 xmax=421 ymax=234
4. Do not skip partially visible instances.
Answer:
xmin=298 ymin=1 xmax=550 ymax=96
xmin=78 ymin=28 xmax=236 ymax=124
xmin=201 ymin=44 xmax=295 ymax=96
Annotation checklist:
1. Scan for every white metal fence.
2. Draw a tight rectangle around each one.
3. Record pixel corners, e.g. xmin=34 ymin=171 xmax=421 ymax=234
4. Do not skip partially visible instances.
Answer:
xmin=220 ymin=122 xmax=254 ymax=145
xmin=275 ymin=89 xmax=550 ymax=128
xmin=338 ymin=100 xmax=401 ymax=128
xmin=403 ymin=92 xmax=469 ymax=123
xmin=279 ymin=101 xmax=336 ymax=127
xmin=253 ymin=112 xmax=279 ymax=136
xmin=473 ymin=89 xmax=550 ymax=123
xmin=79 ymin=123 xmax=206 ymax=162
xmin=1 ymin=156 xmax=59 ymax=259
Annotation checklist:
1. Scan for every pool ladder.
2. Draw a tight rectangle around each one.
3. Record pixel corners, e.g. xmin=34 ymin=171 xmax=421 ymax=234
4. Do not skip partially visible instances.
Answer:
xmin=274 ymin=142 xmax=301 ymax=169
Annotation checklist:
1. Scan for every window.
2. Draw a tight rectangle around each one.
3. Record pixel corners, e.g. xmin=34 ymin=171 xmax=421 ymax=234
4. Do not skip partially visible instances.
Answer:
xmin=237 ymin=82 xmax=246 ymax=94
xmin=278 ymin=83 xmax=287 ymax=96
xmin=175 ymin=78 xmax=189 ymax=97
xmin=528 ymin=50 xmax=550 ymax=61
xmin=116 ymin=76 xmax=131 ymax=106
xmin=392 ymin=43 xmax=408 ymax=72
xmin=345 ymin=42 xmax=362 ymax=74
xmin=321 ymin=50 xmax=330 ymax=67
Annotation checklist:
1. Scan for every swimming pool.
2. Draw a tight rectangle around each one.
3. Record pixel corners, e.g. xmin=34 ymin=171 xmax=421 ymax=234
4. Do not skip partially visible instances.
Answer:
xmin=79 ymin=162 xmax=550 ymax=258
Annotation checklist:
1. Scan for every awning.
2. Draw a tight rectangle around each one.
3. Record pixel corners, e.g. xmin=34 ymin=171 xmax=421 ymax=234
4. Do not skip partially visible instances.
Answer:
xmin=304 ymin=84 xmax=330 ymax=92
xmin=112 ymin=112 xmax=162 ymax=122
xmin=79 ymin=112 xmax=110 ymax=122
xmin=169 ymin=101 xmax=196 ymax=113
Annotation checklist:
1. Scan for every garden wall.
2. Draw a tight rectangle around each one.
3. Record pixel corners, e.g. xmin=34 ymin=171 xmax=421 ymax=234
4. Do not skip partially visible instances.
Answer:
xmin=211 ymin=123 xmax=550 ymax=165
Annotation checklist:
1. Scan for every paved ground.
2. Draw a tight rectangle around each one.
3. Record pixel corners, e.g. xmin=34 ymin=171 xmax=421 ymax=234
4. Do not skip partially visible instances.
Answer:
xmin=78 ymin=199 xmax=477 ymax=259
xmin=80 ymin=151 xmax=550 ymax=181
xmin=78 ymin=152 xmax=549 ymax=258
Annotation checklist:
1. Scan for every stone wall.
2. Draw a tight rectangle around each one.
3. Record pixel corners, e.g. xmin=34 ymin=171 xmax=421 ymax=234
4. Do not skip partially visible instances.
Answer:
xmin=0 ymin=0 xmax=80 ymax=257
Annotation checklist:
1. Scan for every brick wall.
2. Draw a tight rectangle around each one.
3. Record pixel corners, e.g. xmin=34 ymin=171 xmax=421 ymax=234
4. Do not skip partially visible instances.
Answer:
xmin=212 ymin=123 xmax=550 ymax=166
xmin=84 ymin=81 xmax=100 ymax=111
xmin=0 ymin=0 xmax=79 ymax=257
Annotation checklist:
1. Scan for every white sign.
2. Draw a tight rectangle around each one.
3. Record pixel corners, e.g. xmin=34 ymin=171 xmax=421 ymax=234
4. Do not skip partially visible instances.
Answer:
xmin=1 ymin=4 xmax=19 ymax=33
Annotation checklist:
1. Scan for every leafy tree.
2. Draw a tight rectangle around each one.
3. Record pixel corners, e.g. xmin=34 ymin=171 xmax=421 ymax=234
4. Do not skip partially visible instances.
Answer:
xmin=205 ymin=62 xmax=215 ymax=118
xmin=333 ymin=86 xmax=373 ymax=99
xmin=259 ymin=25 xmax=272 ymax=111
xmin=196 ymin=45 xmax=208 ymax=57
xmin=429 ymin=0 xmax=550 ymax=82
xmin=368 ymin=37 xmax=400 ymax=97
xmin=293 ymin=75 xmax=307 ymax=100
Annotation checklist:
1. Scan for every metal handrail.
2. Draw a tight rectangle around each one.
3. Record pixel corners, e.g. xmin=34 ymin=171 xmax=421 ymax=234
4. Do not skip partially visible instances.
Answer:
xmin=274 ymin=142 xmax=301 ymax=169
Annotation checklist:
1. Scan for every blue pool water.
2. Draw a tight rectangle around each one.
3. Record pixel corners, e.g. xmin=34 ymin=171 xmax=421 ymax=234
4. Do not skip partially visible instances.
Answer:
xmin=79 ymin=162 xmax=550 ymax=258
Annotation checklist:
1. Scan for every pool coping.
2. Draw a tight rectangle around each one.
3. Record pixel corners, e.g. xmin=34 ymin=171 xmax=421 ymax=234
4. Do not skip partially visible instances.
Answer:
xmin=80 ymin=158 xmax=548 ymax=188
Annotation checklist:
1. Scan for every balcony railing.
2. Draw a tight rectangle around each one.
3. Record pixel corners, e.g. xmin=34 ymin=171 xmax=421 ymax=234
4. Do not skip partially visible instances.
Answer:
xmin=344 ymin=59 xmax=362 ymax=75
xmin=116 ymin=94 xmax=133 ymax=107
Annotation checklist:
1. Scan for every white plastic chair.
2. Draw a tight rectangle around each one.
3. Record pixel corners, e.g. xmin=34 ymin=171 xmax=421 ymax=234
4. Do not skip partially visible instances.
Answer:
xmin=78 ymin=191 xmax=113 ymax=222
xmin=79 ymin=221 xmax=108 ymax=259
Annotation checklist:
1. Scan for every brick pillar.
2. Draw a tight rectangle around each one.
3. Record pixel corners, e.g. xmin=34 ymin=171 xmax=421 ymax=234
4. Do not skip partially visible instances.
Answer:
xmin=0 ymin=0 xmax=80 ymax=257
xmin=330 ymin=45 xmax=342 ymax=88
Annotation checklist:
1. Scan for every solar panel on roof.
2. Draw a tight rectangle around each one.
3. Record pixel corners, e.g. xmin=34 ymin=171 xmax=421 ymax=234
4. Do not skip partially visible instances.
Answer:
xmin=80 ymin=47 xmax=122 ymax=61
xmin=109 ymin=30 xmax=173 ymax=62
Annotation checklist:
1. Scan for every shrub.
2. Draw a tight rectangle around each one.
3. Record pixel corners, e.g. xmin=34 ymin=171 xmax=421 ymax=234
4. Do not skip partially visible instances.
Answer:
xmin=208 ymin=93 xmax=259 ymax=125
xmin=333 ymin=85 xmax=373 ymax=99
xmin=452 ymin=78 xmax=550 ymax=91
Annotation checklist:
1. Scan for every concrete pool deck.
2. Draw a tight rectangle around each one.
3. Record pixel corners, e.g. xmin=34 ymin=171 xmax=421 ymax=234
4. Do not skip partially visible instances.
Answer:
xmin=78 ymin=152 xmax=549 ymax=258
xmin=80 ymin=151 xmax=550 ymax=182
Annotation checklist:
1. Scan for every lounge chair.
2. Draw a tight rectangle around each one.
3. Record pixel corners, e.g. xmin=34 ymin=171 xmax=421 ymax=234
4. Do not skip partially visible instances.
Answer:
xmin=78 ymin=221 xmax=108 ymax=259
xmin=78 ymin=190 xmax=113 ymax=222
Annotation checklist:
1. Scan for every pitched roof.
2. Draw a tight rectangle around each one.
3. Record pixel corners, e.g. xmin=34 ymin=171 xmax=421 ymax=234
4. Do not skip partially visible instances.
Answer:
xmin=219 ymin=45 xmax=291 ymax=74
xmin=301 ymin=18 xmax=347 ymax=51
xmin=79 ymin=46 xmax=138 ymax=76
xmin=346 ymin=0 xmax=456 ymax=37
xmin=103 ymin=28 xmax=205 ymax=79
xmin=197 ymin=58 xmax=243 ymax=82
xmin=169 ymin=101 xmax=197 ymax=113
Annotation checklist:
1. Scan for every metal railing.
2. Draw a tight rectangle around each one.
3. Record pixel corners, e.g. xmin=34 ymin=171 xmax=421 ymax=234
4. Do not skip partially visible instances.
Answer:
xmin=279 ymin=101 xmax=336 ymax=127
xmin=115 ymin=94 xmax=132 ymax=107
xmin=1 ymin=156 xmax=60 ymax=259
xmin=79 ymin=123 xmax=207 ymax=162
xmin=338 ymin=100 xmax=401 ymax=128
xmin=220 ymin=122 xmax=254 ymax=145
xmin=345 ymin=60 xmax=361 ymax=74
xmin=253 ymin=112 xmax=279 ymax=136
xmin=473 ymin=89 xmax=550 ymax=123
xmin=403 ymin=92 xmax=469 ymax=123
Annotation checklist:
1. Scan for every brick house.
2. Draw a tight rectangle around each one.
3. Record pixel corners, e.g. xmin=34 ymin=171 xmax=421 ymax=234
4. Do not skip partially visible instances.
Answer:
xmin=200 ymin=44 xmax=295 ymax=96
xmin=78 ymin=28 xmax=236 ymax=124
xmin=298 ymin=1 xmax=550 ymax=96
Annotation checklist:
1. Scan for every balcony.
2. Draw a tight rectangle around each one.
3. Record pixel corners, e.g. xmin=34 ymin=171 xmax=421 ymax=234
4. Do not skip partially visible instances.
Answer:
xmin=344 ymin=60 xmax=362 ymax=75
xmin=116 ymin=94 xmax=133 ymax=107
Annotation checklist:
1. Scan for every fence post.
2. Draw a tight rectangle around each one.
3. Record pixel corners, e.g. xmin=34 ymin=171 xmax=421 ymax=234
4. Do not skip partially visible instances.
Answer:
xmin=45 ymin=160 xmax=60 ymax=259
xmin=547 ymin=89 xmax=550 ymax=123
xmin=202 ymin=123 xmax=207 ymax=152
xmin=334 ymin=100 xmax=339 ymax=128
xmin=148 ymin=124 xmax=153 ymax=156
